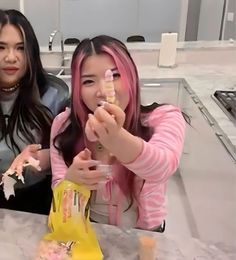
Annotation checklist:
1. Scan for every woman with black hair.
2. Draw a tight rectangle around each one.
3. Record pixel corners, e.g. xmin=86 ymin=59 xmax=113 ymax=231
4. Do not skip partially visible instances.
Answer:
xmin=0 ymin=9 xmax=69 ymax=214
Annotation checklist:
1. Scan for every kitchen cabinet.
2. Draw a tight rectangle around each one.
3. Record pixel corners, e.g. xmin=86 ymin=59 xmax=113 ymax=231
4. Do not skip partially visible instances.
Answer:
xmin=140 ymin=78 xmax=236 ymax=244
xmin=140 ymin=78 xmax=181 ymax=105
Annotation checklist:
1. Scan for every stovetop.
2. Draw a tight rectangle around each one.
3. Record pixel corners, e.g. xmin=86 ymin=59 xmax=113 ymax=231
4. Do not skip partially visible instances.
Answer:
xmin=213 ymin=90 xmax=236 ymax=121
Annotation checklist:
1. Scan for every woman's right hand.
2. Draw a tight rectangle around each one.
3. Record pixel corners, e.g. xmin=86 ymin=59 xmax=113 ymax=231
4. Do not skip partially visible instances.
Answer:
xmin=65 ymin=148 xmax=108 ymax=190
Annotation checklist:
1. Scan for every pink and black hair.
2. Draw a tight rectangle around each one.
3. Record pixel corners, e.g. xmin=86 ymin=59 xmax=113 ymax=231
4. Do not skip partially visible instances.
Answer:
xmin=54 ymin=35 xmax=150 ymax=209
xmin=71 ymin=35 xmax=141 ymax=135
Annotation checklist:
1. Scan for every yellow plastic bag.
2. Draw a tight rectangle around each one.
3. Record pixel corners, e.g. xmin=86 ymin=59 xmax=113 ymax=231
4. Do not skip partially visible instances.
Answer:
xmin=36 ymin=180 xmax=103 ymax=260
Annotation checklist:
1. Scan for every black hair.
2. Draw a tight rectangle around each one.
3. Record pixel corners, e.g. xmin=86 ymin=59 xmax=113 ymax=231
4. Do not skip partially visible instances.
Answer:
xmin=0 ymin=9 xmax=52 ymax=153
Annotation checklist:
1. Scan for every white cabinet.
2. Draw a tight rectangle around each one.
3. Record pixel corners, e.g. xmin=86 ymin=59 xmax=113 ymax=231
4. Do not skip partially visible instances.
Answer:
xmin=179 ymin=83 xmax=236 ymax=243
xmin=141 ymin=78 xmax=236 ymax=244
xmin=140 ymin=79 xmax=181 ymax=106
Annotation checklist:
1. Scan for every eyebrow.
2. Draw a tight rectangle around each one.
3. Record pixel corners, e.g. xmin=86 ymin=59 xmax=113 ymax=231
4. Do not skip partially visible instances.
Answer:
xmin=0 ymin=41 xmax=24 ymax=46
xmin=81 ymin=67 xmax=118 ymax=78
xmin=81 ymin=74 xmax=96 ymax=78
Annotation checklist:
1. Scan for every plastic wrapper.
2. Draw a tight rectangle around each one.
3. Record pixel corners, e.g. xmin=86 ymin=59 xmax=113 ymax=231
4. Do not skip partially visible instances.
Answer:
xmin=35 ymin=180 xmax=103 ymax=260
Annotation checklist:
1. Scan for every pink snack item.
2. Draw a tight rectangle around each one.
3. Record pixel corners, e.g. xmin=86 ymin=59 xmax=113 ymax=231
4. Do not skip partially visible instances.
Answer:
xmin=34 ymin=240 xmax=71 ymax=260
xmin=104 ymin=69 xmax=116 ymax=104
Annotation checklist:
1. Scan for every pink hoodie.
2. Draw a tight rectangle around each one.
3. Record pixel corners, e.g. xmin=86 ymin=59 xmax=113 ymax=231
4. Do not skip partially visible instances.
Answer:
xmin=50 ymin=105 xmax=186 ymax=229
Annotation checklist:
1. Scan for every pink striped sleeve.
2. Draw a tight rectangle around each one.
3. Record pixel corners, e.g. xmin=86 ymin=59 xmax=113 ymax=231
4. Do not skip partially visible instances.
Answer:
xmin=124 ymin=105 xmax=186 ymax=182
xmin=50 ymin=108 xmax=71 ymax=187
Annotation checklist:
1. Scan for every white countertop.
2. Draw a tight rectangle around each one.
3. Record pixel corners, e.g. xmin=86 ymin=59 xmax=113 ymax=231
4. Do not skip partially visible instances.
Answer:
xmin=136 ymin=62 xmax=236 ymax=152
xmin=40 ymin=40 xmax=236 ymax=53
xmin=0 ymin=209 xmax=235 ymax=259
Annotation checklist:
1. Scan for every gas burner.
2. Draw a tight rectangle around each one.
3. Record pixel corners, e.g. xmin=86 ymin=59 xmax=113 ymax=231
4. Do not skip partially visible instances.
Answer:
xmin=213 ymin=90 xmax=236 ymax=123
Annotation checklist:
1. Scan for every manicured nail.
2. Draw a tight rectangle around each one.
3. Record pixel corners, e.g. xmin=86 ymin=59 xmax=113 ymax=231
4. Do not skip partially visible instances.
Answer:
xmin=98 ymin=101 xmax=108 ymax=107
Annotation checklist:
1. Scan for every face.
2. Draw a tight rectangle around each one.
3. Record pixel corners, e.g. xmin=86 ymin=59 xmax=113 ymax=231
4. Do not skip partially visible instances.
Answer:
xmin=0 ymin=24 xmax=27 ymax=90
xmin=80 ymin=53 xmax=130 ymax=112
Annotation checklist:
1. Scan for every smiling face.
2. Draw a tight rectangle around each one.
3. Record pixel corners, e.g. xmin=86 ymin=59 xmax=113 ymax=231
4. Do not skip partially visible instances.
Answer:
xmin=80 ymin=53 xmax=130 ymax=112
xmin=0 ymin=24 xmax=27 ymax=90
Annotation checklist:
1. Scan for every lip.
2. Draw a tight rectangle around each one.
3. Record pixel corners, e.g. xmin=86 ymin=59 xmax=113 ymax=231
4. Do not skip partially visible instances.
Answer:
xmin=2 ymin=67 xmax=19 ymax=75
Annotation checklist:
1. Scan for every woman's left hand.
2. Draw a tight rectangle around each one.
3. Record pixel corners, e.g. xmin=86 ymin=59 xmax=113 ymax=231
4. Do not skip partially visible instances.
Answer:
xmin=85 ymin=102 xmax=125 ymax=147
xmin=7 ymin=144 xmax=42 ymax=177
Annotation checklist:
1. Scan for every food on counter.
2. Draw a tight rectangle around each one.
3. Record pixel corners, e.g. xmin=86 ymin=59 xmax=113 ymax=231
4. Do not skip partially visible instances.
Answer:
xmin=34 ymin=240 xmax=71 ymax=260
xmin=138 ymin=235 xmax=156 ymax=260
xmin=37 ymin=180 xmax=103 ymax=260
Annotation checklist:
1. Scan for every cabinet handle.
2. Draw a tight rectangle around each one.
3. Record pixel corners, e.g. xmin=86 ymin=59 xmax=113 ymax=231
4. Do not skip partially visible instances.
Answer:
xmin=198 ymin=107 xmax=214 ymax=126
xmin=192 ymin=96 xmax=199 ymax=104
xmin=184 ymin=85 xmax=193 ymax=94
xmin=56 ymin=68 xmax=64 ymax=76
xmin=215 ymin=133 xmax=236 ymax=163
xmin=143 ymin=83 xmax=161 ymax=87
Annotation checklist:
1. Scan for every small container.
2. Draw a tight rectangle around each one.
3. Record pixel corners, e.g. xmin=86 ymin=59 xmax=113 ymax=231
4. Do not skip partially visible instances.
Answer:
xmin=96 ymin=164 xmax=112 ymax=178
xmin=96 ymin=164 xmax=113 ymax=200
xmin=138 ymin=235 xmax=156 ymax=260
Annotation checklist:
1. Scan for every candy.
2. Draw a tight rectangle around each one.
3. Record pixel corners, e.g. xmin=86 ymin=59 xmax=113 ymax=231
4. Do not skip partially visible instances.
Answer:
xmin=104 ymin=69 xmax=116 ymax=104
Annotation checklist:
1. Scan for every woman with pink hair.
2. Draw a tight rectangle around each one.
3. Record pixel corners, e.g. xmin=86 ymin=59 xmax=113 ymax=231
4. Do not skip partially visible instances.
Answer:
xmin=50 ymin=35 xmax=186 ymax=232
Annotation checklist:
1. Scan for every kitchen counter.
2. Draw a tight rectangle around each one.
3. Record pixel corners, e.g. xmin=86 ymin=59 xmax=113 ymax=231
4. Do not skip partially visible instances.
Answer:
xmin=40 ymin=40 xmax=236 ymax=53
xmin=137 ymin=62 xmax=236 ymax=154
xmin=0 ymin=209 xmax=235 ymax=260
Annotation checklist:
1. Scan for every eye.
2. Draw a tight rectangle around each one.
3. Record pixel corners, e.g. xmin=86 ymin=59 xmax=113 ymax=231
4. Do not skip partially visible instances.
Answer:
xmin=17 ymin=45 xmax=24 ymax=51
xmin=113 ymin=72 xmax=120 ymax=79
xmin=82 ymin=79 xmax=94 ymax=86
xmin=0 ymin=46 xmax=5 ymax=50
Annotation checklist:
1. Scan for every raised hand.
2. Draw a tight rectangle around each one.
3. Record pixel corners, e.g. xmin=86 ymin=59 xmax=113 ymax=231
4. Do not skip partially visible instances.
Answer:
xmin=65 ymin=148 xmax=109 ymax=190
xmin=8 ymin=144 xmax=42 ymax=178
xmin=85 ymin=102 xmax=125 ymax=147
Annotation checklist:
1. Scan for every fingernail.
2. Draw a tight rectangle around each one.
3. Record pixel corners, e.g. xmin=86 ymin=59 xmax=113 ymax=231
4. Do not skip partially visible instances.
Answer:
xmin=84 ymin=148 xmax=91 ymax=155
xmin=98 ymin=101 xmax=107 ymax=107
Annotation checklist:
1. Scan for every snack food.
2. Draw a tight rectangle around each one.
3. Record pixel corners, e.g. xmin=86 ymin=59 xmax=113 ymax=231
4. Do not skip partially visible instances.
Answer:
xmin=35 ymin=180 xmax=103 ymax=260
xmin=104 ymin=69 xmax=116 ymax=104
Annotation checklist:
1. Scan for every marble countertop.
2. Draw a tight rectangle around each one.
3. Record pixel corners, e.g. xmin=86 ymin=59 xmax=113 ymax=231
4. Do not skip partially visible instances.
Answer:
xmin=0 ymin=209 xmax=235 ymax=260
xmin=137 ymin=62 xmax=236 ymax=154
xmin=40 ymin=40 xmax=236 ymax=53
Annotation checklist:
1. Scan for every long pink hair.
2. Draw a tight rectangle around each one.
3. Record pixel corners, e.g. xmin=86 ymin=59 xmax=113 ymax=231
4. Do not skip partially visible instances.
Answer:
xmin=70 ymin=36 xmax=143 ymax=205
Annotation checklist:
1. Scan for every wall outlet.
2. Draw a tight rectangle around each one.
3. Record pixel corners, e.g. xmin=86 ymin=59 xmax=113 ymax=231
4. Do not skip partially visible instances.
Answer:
xmin=227 ymin=12 xmax=234 ymax=22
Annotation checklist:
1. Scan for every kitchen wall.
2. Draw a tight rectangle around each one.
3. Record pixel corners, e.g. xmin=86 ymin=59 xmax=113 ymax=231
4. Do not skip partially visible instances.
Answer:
xmin=186 ymin=0 xmax=236 ymax=41
xmin=22 ymin=0 xmax=60 ymax=47
xmin=197 ymin=0 xmax=225 ymax=40
xmin=224 ymin=0 xmax=236 ymax=40
xmin=1 ymin=0 xmax=182 ymax=46
xmin=60 ymin=0 xmax=182 ymax=43
xmin=1 ymin=0 xmax=235 ymax=45
xmin=185 ymin=0 xmax=201 ymax=41
xmin=0 ymin=0 xmax=20 ymax=10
